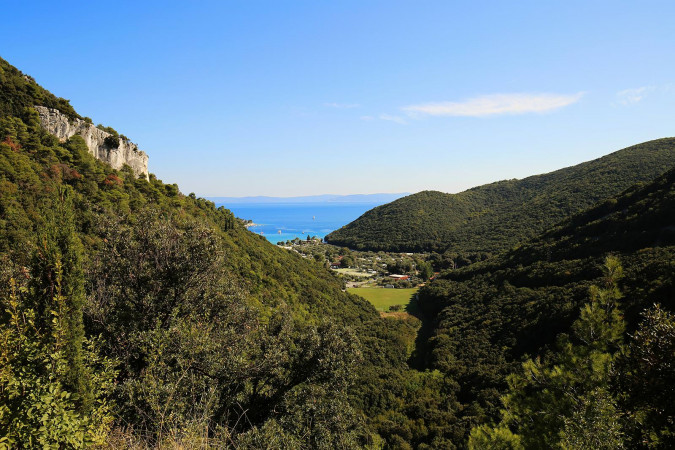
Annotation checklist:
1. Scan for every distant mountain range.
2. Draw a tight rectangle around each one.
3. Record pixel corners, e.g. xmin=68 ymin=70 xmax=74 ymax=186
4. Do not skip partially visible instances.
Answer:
xmin=207 ymin=192 xmax=409 ymax=204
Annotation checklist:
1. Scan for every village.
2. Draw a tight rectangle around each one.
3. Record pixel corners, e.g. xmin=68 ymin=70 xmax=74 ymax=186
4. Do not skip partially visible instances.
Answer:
xmin=277 ymin=237 xmax=435 ymax=314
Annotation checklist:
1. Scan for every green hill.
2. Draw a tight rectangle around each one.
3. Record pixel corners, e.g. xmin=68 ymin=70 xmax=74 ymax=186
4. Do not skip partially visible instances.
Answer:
xmin=2 ymin=54 xmax=674 ymax=448
xmin=416 ymin=165 xmax=675 ymax=444
xmin=0 ymin=56 xmax=421 ymax=447
xmin=325 ymin=139 xmax=675 ymax=254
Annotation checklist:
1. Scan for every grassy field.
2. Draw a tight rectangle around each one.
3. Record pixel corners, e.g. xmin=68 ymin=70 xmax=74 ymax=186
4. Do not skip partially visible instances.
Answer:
xmin=333 ymin=268 xmax=375 ymax=277
xmin=348 ymin=287 xmax=419 ymax=312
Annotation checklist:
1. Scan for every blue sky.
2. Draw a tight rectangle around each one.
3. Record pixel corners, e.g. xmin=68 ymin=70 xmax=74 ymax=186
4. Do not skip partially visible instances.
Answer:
xmin=2 ymin=1 xmax=674 ymax=196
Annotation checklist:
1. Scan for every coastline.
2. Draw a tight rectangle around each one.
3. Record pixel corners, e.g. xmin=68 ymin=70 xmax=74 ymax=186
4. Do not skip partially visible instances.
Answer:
xmin=223 ymin=202 xmax=381 ymax=244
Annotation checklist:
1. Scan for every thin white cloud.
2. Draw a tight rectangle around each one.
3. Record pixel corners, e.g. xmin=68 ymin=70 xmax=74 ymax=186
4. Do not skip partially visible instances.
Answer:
xmin=615 ymin=86 xmax=654 ymax=105
xmin=402 ymin=92 xmax=585 ymax=118
xmin=360 ymin=114 xmax=406 ymax=124
xmin=378 ymin=114 xmax=407 ymax=125
xmin=325 ymin=102 xmax=360 ymax=109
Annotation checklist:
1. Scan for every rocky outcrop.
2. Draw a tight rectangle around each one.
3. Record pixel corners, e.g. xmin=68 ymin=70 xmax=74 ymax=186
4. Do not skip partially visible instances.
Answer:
xmin=35 ymin=106 xmax=149 ymax=179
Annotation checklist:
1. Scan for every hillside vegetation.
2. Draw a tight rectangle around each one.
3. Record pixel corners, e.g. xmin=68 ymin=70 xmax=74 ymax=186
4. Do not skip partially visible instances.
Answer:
xmin=0 ymin=56 xmax=421 ymax=447
xmin=2 ymin=55 xmax=674 ymax=448
xmin=416 ymin=166 xmax=675 ymax=446
xmin=325 ymin=139 xmax=675 ymax=254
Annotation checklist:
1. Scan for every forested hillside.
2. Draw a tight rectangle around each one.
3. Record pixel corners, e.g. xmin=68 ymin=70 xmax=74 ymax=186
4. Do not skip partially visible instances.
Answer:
xmin=417 ymin=166 xmax=675 ymax=446
xmin=2 ymin=56 xmax=674 ymax=449
xmin=325 ymin=139 xmax=675 ymax=254
xmin=0 ymin=56 xmax=426 ymax=447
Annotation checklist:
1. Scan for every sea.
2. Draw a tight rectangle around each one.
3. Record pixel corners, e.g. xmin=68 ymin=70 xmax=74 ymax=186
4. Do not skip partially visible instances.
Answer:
xmin=214 ymin=202 xmax=381 ymax=244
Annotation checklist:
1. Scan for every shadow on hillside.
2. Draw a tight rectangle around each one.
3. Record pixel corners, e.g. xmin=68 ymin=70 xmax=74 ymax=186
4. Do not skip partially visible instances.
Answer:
xmin=405 ymin=292 xmax=434 ymax=370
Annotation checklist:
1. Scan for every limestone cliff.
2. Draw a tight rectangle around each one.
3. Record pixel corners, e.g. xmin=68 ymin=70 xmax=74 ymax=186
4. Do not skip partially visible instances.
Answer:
xmin=35 ymin=106 xmax=149 ymax=179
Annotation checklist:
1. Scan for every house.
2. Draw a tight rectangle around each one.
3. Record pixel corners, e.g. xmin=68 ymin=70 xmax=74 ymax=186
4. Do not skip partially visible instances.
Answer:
xmin=330 ymin=262 xmax=341 ymax=269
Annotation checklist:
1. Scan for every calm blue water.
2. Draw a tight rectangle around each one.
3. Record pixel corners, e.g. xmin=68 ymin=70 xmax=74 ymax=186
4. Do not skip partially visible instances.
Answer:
xmin=216 ymin=202 xmax=378 ymax=244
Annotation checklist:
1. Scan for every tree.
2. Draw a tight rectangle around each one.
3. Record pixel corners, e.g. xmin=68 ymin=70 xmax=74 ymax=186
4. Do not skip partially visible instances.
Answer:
xmin=341 ymin=255 xmax=354 ymax=268
xmin=103 ymin=135 xmax=119 ymax=148
xmin=30 ymin=187 xmax=92 ymax=410
xmin=0 ymin=278 xmax=115 ymax=447
xmin=615 ymin=305 xmax=675 ymax=448
xmin=418 ymin=261 xmax=434 ymax=281
xmin=0 ymin=188 xmax=116 ymax=446
xmin=469 ymin=256 xmax=626 ymax=449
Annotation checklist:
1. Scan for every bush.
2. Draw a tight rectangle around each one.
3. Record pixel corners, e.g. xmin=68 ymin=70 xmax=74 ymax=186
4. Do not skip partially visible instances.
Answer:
xmin=103 ymin=135 xmax=119 ymax=149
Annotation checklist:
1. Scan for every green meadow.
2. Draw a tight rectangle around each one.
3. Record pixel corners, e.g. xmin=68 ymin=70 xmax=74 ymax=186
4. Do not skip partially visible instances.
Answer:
xmin=349 ymin=287 xmax=419 ymax=312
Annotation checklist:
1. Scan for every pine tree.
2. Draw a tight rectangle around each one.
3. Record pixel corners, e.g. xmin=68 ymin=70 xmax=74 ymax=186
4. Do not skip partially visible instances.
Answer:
xmin=615 ymin=305 xmax=675 ymax=448
xmin=469 ymin=256 xmax=626 ymax=449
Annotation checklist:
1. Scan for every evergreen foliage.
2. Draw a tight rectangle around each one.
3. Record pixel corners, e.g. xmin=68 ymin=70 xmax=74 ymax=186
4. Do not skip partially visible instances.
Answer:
xmin=2 ymin=56 xmax=675 ymax=448
xmin=31 ymin=188 xmax=92 ymax=412
xmin=0 ymin=57 xmax=80 ymax=120
xmin=615 ymin=305 xmax=675 ymax=448
xmin=469 ymin=256 xmax=626 ymax=449
xmin=417 ymin=167 xmax=675 ymax=443
xmin=0 ymin=56 xmax=422 ymax=446
xmin=469 ymin=270 xmax=675 ymax=449
xmin=0 ymin=212 xmax=116 ymax=446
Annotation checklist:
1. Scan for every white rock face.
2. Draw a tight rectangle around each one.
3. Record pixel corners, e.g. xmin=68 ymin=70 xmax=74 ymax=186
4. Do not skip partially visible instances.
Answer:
xmin=35 ymin=106 xmax=149 ymax=180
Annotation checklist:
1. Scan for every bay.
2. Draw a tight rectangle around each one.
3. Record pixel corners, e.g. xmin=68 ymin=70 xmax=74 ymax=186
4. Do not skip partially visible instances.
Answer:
xmin=215 ymin=202 xmax=381 ymax=244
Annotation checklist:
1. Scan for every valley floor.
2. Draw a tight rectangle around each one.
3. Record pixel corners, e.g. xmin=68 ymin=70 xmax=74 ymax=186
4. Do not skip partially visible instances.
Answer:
xmin=348 ymin=287 xmax=418 ymax=312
